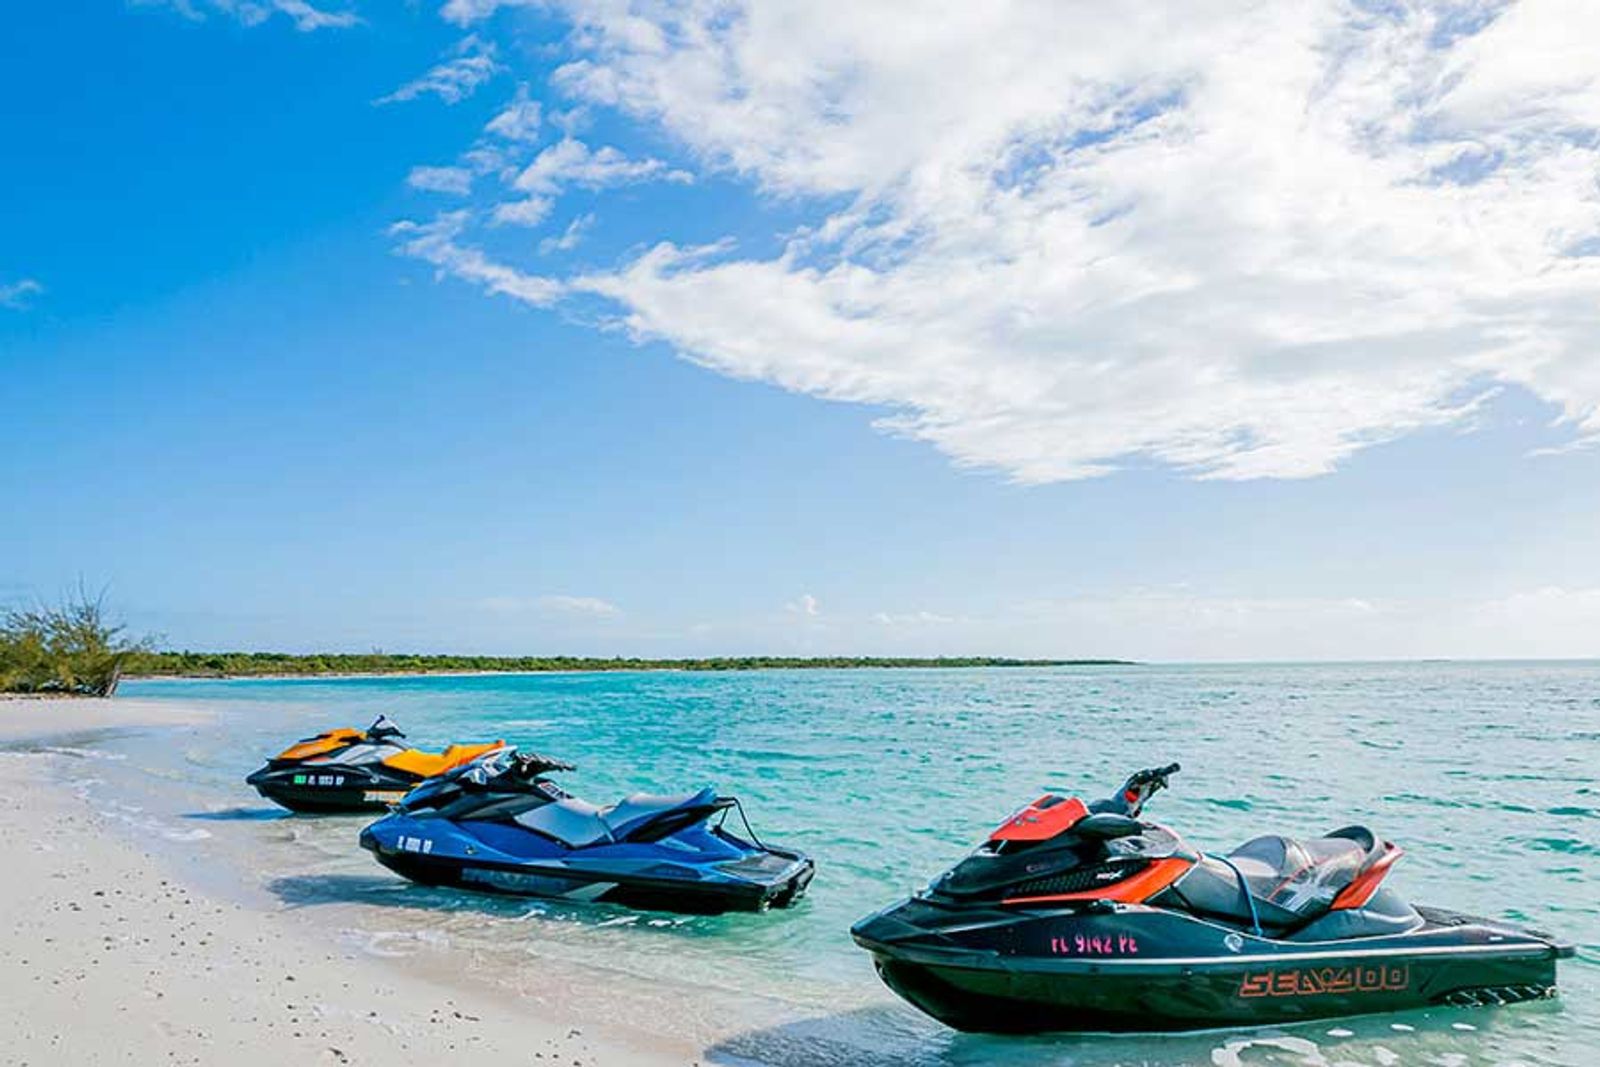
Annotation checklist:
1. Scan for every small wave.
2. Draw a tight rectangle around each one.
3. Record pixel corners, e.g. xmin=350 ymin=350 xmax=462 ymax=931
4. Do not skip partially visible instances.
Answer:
xmin=1524 ymin=837 xmax=1599 ymax=855
xmin=349 ymin=928 xmax=449 ymax=959
xmin=1210 ymin=1035 xmax=1321 ymax=1066
xmin=0 ymin=744 xmax=127 ymax=761
xmin=93 ymin=803 xmax=213 ymax=843
xmin=1205 ymin=797 xmax=1252 ymax=811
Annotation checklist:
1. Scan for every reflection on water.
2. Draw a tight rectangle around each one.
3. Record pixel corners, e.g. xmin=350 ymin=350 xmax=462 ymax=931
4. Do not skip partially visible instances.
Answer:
xmin=44 ymin=663 xmax=1596 ymax=1065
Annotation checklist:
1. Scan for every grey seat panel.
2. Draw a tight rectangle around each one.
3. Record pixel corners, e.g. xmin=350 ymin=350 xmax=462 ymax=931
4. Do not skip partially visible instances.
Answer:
xmin=514 ymin=798 xmax=612 ymax=847
xmin=1228 ymin=830 xmax=1371 ymax=916
xmin=602 ymin=788 xmax=715 ymax=837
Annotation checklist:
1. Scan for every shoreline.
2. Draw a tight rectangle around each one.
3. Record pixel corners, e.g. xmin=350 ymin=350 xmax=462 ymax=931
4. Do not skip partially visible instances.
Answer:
xmin=0 ymin=698 xmax=688 ymax=1066
xmin=120 ymin=660 xmax=1135 ymax=683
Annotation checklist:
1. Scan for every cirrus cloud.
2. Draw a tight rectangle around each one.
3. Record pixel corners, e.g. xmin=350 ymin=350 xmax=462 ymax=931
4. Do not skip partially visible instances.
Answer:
xmin=377 ymin=34 xmax=500 ymax=106
xmin=139 ymin=0 xmax=357 ymax=31
xmin=0 ymin=278 xmax=43 ymax=311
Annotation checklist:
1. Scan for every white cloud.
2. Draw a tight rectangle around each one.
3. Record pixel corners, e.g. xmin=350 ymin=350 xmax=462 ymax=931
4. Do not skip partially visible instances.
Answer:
xmin=440 ymin=0 xmax=535 ymax=25
xmin=514 ymin=138 xmax=690 ymax=196
xmin=406 ymin=165 xmax=474 ymax=195
xmin=535 ymin=594 xmax=622 ymax=618
xmin=486 ymin=85 xmax=543 ymax=142
xmin=491 ymin=196 xmax=553 ymax=228
xmin=785 ymin=592 xmax=821 ymax=617
xmin=990 ymin=585 xmax=1600 ymax=661
xmin=377 ymin=35 xmax=500 ymax=106
xmin=0 ymin=278 xmax=42 ymax=311
xmin=391 ymin=212 xmax=565 ymax=306
xmin=871 ymin=610 xmax=956 ymax=626
xmin=478 ymin=593 xmax=622 ymax=618
xmin=540 ymin=213 xmax=594 ymax=253
xmin=430 ymin=0 xmax=1600 ymax=482
xmin=141 ymin=0 xmax=357 ymax=31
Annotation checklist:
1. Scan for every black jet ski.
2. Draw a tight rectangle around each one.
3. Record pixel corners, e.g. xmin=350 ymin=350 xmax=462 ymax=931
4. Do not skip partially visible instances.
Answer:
xmin=359 ymin=748 xmax=814 ymax=914
xmin=852 ymin=764 xmax=1573 ymax=1033
xmin=246 ymin=716 xmax=505 ymax=813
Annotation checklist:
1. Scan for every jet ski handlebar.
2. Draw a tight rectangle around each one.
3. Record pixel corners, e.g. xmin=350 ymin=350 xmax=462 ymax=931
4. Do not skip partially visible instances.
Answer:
xmin=1128 ymin=762 xmax=1181 ymax=788
xmin=510 ymin=751 xmax=576 ymax=778
xmin=1097 ymin=762 xmax=1180 ymax=817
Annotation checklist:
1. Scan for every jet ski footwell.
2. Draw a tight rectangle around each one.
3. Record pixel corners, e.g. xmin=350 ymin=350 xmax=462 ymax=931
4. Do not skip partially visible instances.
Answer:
xmin=853 ymin=899 xmax=1573 ymax=1033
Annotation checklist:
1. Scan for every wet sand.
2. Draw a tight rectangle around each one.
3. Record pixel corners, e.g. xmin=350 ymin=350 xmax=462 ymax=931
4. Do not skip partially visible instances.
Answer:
xmin=0 ymin=698 xmax=686 ymax=1066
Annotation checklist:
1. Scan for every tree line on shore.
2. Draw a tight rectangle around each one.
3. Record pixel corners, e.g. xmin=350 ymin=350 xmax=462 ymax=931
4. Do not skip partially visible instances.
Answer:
xmin=1 ymin=590 xmax=1126 ymax=696
xmin=127 ymin=651 xmax=1124 ymax=677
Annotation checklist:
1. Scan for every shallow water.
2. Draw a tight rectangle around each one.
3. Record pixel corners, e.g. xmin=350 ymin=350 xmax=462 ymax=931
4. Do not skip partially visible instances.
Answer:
xmin=81 ymin=663 xmax=1600 ymax=1064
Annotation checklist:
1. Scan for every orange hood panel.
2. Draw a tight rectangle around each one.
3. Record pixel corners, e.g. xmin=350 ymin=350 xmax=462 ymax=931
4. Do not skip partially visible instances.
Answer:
xmin=275 ymin=727 xmax=365 ymax=761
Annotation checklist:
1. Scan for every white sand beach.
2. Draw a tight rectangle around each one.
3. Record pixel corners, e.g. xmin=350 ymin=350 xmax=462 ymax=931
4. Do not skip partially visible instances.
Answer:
xmin=0 ymin=699 xmax=688 ymax=1067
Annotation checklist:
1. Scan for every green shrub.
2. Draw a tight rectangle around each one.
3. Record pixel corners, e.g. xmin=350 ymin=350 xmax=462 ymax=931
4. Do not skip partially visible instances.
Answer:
xmin=0 ymin=589 xmax=150 ymax=697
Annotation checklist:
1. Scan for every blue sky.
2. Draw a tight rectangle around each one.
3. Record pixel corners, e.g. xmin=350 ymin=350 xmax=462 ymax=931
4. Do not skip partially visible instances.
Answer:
xmin=4 ymin=0 xmax=1600 ymax=660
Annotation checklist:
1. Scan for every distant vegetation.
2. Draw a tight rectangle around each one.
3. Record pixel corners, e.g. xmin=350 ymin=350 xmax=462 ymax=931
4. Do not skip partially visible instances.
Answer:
xmin=127 ymin=651 xmax=1128 ymax=677
xmin=1 ymin=588 xmax=152 ymax=697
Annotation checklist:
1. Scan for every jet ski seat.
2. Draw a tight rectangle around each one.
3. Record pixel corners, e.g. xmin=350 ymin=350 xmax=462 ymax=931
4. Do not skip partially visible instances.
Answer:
xmin=1166 ymin=826 xmax=1390 ymax=932
xmin=512 ymin=788 xmax=721 ymax=848
xmin=1227 ymin=825 xmax=1382 ymax=918
xmin=604 ymin=788 xmax=718 ymax=840
xmin=514 ymin=798 xmax=613 ymax=848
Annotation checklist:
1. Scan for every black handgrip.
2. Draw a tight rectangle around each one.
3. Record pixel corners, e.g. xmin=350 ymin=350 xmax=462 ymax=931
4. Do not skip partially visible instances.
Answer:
xmin=1130 ymin=762 xmax=1181 ymax=785
xmin=513 ymin=751 xmax=576 ymax=776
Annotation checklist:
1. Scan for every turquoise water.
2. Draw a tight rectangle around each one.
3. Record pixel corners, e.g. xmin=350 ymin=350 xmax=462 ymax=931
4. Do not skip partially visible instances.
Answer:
xmin=109 ymin=663 xmax=1598 ymax=1065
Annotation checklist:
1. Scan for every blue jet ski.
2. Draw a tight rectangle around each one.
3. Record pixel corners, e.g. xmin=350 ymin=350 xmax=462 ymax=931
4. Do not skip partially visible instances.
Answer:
xmin=358 ymin=748 xmax=813 ymax=914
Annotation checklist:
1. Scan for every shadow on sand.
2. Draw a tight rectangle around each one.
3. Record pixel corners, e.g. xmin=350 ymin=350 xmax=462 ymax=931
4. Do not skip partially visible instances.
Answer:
xmin=184 ymin=806 xmax=294 ymax=822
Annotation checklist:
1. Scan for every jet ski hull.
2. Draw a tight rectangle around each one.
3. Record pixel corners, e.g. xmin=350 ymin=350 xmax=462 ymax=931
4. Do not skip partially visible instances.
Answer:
xmin=360 ymin=815 xmax=814 ymax=914
xmin=246 ymin=765 xmax=414 ymax=814
xmin=852 ymin=899 xmax=1572 ymax=1033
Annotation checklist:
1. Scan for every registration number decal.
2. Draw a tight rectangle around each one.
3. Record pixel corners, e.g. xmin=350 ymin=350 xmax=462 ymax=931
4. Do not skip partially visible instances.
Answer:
xmin=1051 ymin=933 xmax=1140 ymax=955
xmin=292 ymin=774 xmax=346 ymax=787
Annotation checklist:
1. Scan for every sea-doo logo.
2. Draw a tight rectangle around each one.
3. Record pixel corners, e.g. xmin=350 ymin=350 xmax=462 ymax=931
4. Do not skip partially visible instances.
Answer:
xmin=1238 ymin=965 xmax=1409 ymax=998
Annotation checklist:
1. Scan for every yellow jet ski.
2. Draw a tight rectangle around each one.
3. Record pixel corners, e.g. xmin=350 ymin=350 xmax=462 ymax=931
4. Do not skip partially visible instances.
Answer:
xmin=246 ymin=716 xmax=504 ymax=813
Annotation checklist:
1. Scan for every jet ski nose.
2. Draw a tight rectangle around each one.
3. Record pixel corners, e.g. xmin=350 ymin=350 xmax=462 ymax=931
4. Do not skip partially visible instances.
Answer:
xmin=245 ymin=765 xmax=273 ymax=787
xmin=358 ymin=825 xmax=379 ymax=852
xmin=851 ymin=900 xmax=932 ymax=949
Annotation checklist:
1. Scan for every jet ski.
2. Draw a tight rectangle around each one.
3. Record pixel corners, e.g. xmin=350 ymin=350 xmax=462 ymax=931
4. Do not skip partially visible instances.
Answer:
xmin=852 ymin=764 xmax=1573 ymax=1033
xmin=246 ymin=716 xmax=506 ymax=813
xmin=358 ymin=747 xmax=814 ymax=914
